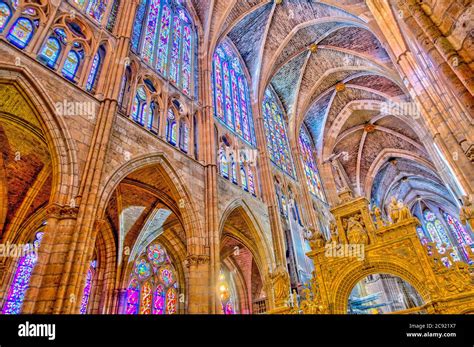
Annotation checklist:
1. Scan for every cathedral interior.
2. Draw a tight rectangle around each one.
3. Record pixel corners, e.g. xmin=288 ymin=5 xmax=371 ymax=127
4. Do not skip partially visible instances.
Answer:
xmin=0 ymin=0 xmax=473 ymax=315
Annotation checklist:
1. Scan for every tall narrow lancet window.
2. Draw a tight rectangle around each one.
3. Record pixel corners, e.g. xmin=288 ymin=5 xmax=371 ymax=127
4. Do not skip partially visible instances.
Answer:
xmin=131 ymin=0 xmax=147 ymax=52
xmin=38 ymin=37 xmax=61 ymax=68
xmin=166 ymin=109 xmax=177 ymax=145
xmin=7 ymin=17 xmax=34 ymax=49
xmin=62 ymin=44 xmax=84 ymax=81
xmin=131 ymin=0 xmax=195 ymax=96
xmin=240 ymin=163 xmax=248 ymax=192
xmin=262 ymin=88 xmax=295 ymax=177
xmin=443 ymin=212 xmax=473 ymax=263
xmin=2 ymin=231 xmax=43 ymax=314
xmin=148 ymin=101 xmax=156 ymax=130
xmin=132 ymin=86 xmax=147 ymax=125
xmin=106 ymin=0 xmax=120 ymax=32
xmin=126 ymin=243 xmax=179 ymax=315
xmin=118 ymin=66 xmax=131 ymax=110
xmin=212 ymin=41 xmax=256 ymax=146
xmin=299 ymin=127 xmax=326 ymax=201
xmin=179 ymin=119 xmax=189 ymax=153
xmin=422 ymin=209 xmax=459 ymax=263
xmin=219 ymin=147 xmax=229 ymax=179
xmin=0 ymin=2 xmax=12 ymax=32
xmin=86 ymin=46 xmax=105 ymax=92
xmin=37 ymin=28 xmax=67 ymax=69
xmin=230 ymin=153 xmax=237 ymax=184
xmin=80 ymin=260 xmax=97 ymax=314
xmin=248 ymin=166 xmax=256 ymax=195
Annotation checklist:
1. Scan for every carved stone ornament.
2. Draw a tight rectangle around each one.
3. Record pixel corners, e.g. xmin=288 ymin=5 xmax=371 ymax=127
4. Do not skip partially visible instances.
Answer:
xmin=46 ymin=204 xmax=79 ymax=220
xmin=184 ymin=254 xmax=210 ymax=267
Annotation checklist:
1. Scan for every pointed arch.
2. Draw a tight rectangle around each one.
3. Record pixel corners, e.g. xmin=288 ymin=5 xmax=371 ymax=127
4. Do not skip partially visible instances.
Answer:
xmin=96 ymin=153 xmax=204 ymax=245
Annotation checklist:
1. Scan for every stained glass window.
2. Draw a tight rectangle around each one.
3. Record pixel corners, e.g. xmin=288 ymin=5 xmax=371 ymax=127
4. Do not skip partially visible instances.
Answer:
xmin=248 ymin=166 xmax=256 ymax=195
xmin=62 ymin=50 xmax=81 ymax=81
xmin=262 ymin=88 xmax=295 ymax=177
xmin=228 ymin=153 xmax=236 ymax=184
xmin=106 ymin=0 xmax=120 ymax=32
xmin=240 ymin=164 xmax=248 ymax=191
xmin=86 ymin=49 xmax=102 ymax=92
xmin=179 ymin=120 xmax=189 ymax=153
xmin=7 ymin=17 xmax=34 ymax=49
xmin=38 ymin=37 xmax=61 ymax=69
xmin=2 ymin=231 xmax=43 ymax=314
xmin=131 ymin=0 xmax=194 ymax=96
xmin=86 ymin=0 xmax=108 ymax=22
xmin=422 ymin=209 xmax=459 ymax=263
xmin=131 ymin=0 xmax=147 ymax=52
xmin=142 ymin=0 xmax=160 ymax=64
xmin=212 ymin=41 xmax=256 ymax=146
xmin=80 ymin=260 xmax=97 ymax=314
xmin=299 ymin=127 xmax=325 ymax=201
xmin=219 ymin=147 xmax=229 ymax=179
xmin=148 ymin=101 xmax=156 ymax=130
xmin=166 ymin=109 xmax=177 ymax=145
xmin=169 ymin=12 xmax=182 ymax=84
xmin=132 ymin=86 xmax=147 ymax=125
xmin=126 ymin=277 xmax=140 ymax=314
xmin=156 ymin=3 xmax=171 ymax=75
xmin=126 ymin=242 xmax=179 ymax=315
xmin=218 ymin=271 xmax=237 ymax=314
xmin=0 ymin=2 xmax=12 ymax=32
xmin=443 ymin=212 xmax=473 ymax=262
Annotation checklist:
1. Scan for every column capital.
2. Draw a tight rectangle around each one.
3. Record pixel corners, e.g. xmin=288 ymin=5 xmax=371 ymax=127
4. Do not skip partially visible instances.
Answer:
xmin=185 ymin=254 xmax=210 ymax=268
xmin=46 ymin=204 xmax=79 ymax=220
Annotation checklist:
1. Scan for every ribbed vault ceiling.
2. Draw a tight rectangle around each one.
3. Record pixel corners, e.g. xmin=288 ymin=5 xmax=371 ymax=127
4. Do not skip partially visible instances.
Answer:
xmin=190 ymin=0 xmax=455 ymax=206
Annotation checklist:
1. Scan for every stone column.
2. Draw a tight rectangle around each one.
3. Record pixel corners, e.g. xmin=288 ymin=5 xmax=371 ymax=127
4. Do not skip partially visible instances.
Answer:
xmin=22 ymin=204 xmax=78 ymax=314
xmin=200 ymin=52 xmax=219 ymax=312
xmin=50 ymin=0 xmax=142 ymax=314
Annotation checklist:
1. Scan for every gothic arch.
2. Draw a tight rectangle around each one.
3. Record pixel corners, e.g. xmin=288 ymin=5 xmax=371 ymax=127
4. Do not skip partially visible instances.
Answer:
xmin=97 ymin=153 xmax=204 ymax=247
xmin=364 ymin=149 xmax=437 ymax=199
xmin=219 ymin=200 xmax=274 ymax=304
xmin=331 ymin=260 xmax=430 ymax=314
xmin=219 ymin=200 xmax=273 ymax=259
xmin=0 ymin=66 xmax=79 ymax=206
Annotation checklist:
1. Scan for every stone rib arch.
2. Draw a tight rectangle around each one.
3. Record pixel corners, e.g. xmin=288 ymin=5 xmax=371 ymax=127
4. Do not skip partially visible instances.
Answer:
xmin=259 ymin=16 xmax=369 ymax=99
xmin=219 ymin=199 xmax=275 ymax=306
xmin=0 ymin=65 xmax=79 ymax=206
xmin=97 ymin=153 xmax=204 ymax=250
xmin=219 ymin=199 xmax=274 ymax=266
xmin=364 ymin=149 xmax=436 ymax=200
xmin=331 ymin=259 xmax=430 ymax=314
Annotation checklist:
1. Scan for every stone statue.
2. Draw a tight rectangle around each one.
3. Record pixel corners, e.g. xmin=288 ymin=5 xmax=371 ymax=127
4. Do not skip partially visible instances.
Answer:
xmin=460 ymin=195 xmax=474 ymax=231
xmin=397 ymin=199 xmax=412 ymax=221
xmin=388 ymin=197 xmax=400 ymax=224
xmin=269 ymin=266 xmax=290 ymax=307
xmin=346 ymin=216 xmax=369 ymax=245
xmin=371 ymin=205 xmax=385 ymax=228
xmin=329 ymin=221 xmax=340 ymax=244
xmin=290 ymin=289 xmax=299 ymax=308
xmin=306 ymin=229 xmax=325 ymax=251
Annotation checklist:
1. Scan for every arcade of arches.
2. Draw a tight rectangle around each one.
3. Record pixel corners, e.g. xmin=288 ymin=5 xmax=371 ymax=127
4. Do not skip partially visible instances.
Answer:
xmin=0 ymin=0 xmax=473 ymax=315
